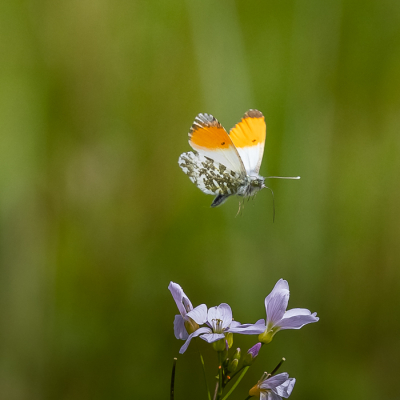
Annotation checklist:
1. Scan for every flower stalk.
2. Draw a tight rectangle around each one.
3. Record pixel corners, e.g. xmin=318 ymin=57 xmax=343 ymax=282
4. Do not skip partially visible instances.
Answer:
xmin=270 ymin=358 xmax=286 ymax=376
xmin=170 ymin=358 xmax=177 ymax=400
xmin=221 ymin=367 xmax=250 ymax=400
xmin=217 ymin=352 xmax=223 ymax=399
xmin=198 ymin=347 xmax=211 ymax=400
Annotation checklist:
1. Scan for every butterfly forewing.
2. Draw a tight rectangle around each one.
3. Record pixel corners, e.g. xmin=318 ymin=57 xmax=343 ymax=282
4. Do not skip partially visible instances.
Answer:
xmin=229 ymin=110 xmax=266 ymax=176
xmin=188 ymin=113 xmax=246 ymax=177
xmin=178 ymin=152 xmax=244 ymax=196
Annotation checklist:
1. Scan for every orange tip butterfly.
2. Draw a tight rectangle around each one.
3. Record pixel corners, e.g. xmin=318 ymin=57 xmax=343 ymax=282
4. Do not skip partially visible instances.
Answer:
xmin=178 ymin=110 xmax=300 ymax=208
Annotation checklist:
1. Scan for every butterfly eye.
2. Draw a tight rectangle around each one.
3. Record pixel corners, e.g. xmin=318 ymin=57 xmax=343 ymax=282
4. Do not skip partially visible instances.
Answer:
xmin=251 ymin=179 xmax=259 ymax=187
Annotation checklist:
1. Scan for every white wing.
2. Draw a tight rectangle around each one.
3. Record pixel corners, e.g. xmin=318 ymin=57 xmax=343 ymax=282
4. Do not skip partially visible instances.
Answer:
xmin=229 ymin=110 xmax=266 ymax=176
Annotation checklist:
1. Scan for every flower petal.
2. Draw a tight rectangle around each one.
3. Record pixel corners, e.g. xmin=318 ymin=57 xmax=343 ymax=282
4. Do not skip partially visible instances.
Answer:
xmin=267 ymin=392 xmax=282 ymax=400
xmin=260 ymin=373 xmax=289 ymax=390
xmin=230 ymin=320 xmax=242 ymax=328
xmin=173 ymin=315 xmax=188 ymax=340
xmin=207 ymin=303 xmax=232 ymax=330
xmin=265 ymin=279 xmax=290 ymax=327
xmin=228 ymin=319 xmax=266 ymax=335
xmin=168 ymin=282 xmax=193 ymax=317
xmin=187 ymin=304 xmax=208 ymax=325
xmin=218 ymin=303 xmax=233 ymax=329
xmin=260 ymin=392 xmax=268 ymax=400
xmin=207 ymin=306 xmax=218 ymax=326
xmin=282 ymin=308 xmax=312 ymax=319
xmin=278 ymin=311 xmax=319 ymax=330
xmin=179 ymin=327 xmax=211 ymax=354
xmin=200 ymin=333 xmax=225 ymax=343
xmin=273 ymin=378 xmax=296 ymax=398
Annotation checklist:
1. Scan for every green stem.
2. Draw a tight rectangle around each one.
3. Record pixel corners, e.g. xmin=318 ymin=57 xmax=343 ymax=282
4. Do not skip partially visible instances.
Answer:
xmin=243 ymin=396 xmax=252 ymax=400
xmin=198 ymin=349 xmax=211 ymax=400
xmin=224 ymin=366 xmax=244 ymax=386
xmin=217 ymin=352 xmax=223 ymax=399
xmin=220 ymin=366 xmax=250 ymax=400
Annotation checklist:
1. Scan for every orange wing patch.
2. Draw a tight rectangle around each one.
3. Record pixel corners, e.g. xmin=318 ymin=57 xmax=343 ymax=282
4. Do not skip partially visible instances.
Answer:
xmin=229 ymin=110 xmax=266 ymax=149
xmin=189 ymin=113 xmax=233 ymax=150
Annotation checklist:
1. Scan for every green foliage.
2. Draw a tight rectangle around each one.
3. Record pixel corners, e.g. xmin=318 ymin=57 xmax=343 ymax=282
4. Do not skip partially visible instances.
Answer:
xmin=0 ymin=0 xmax=399 ymax=399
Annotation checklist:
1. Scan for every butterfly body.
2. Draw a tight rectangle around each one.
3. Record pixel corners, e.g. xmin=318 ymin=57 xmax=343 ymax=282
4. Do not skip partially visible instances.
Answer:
xmin=178 ymin=110 xmax=298 ymax=207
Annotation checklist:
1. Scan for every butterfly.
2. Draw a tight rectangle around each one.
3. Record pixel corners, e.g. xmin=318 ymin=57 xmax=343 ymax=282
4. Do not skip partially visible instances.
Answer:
xmin=178 ymin=110 xmax=300 ymax=208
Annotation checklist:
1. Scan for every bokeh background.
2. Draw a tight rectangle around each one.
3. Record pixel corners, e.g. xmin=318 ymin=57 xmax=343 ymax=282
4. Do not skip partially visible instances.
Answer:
xmin=1 ymin=0 xmax=400 ymax=399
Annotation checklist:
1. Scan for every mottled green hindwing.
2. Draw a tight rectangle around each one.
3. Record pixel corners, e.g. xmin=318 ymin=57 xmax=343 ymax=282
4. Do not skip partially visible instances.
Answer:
xmin=178 ymin=152 xmax=244 ymax=196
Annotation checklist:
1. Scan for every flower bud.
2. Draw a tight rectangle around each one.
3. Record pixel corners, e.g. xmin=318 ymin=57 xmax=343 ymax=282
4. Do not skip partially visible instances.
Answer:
xmin=227 ymin=348 xmax=240 ymax=373
xmin=227 ymin=358 xmax=238 ymax=373
xmin=232 ymin=348 xmax=241 ymax=362
xmin=243 ymin=342 xmax=262 ymax=366
xmin=223 ymin=357 xmax=230 ymax=369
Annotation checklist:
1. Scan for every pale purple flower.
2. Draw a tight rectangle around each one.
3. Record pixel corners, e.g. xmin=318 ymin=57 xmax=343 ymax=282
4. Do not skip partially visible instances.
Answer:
xmin=179 ymin=303 xmax=241 ymax=354
xmin=249 ymin=372 xmax=296 ymax=400
xmin=168 ymin=282 xmax=207 ymax=340
xmin=229 ymin=279 xmax=319 ymax=343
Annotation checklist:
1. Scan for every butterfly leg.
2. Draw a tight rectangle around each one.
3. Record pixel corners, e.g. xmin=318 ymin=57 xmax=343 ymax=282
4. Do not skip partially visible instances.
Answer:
xmin=235 ymin=200 xmax=242 ymax=217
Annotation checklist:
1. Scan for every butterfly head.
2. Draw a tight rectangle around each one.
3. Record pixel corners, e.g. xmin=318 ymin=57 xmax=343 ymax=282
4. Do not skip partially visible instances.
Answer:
xmin=249 ymin=176 xmax=265 ymax=189
xmin=246 ymin=176 xmax=266 ymax=196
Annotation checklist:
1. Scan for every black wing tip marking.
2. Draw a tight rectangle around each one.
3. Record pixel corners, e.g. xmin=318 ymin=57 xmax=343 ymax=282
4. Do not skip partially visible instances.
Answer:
xmin=211 ymin=194 xmax=231 ymax=208
xmin=244 ymin=109 xmax=264 ymax=119
xmin=189 ymin=113 xmax=222 ymax=136
xmin=187 ymin=110 xmax=263 ymax=138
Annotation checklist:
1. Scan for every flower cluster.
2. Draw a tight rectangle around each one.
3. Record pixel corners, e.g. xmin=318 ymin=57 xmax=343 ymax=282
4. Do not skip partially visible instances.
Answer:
xmin=249 ymin=372 xmax=296 ymax=400
xmin=169 ymin=279 xmax=319 ymax=400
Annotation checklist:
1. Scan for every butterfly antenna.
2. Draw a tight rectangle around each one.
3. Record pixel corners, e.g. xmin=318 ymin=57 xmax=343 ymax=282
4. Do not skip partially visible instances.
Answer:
xmin=263 ymin=176 xmax=298 ymax=220
xmin=264 ymin=185 xmax=275 ymax=222
xmin=266 ymin=176 xmax=300 ymax=180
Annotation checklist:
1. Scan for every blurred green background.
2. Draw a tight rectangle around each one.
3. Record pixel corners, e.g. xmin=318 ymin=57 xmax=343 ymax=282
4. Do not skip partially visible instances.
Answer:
xmin=1 ymin=0 xmax=400 ymax=399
